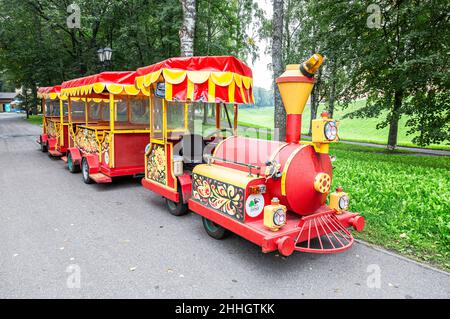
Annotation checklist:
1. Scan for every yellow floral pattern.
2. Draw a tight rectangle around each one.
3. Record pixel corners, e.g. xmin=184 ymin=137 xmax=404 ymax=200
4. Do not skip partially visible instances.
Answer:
xmin=47 ymin=120 xmax=57 ymax=138
xmin=146 ymin=144 xmax=166 ymax=184
xmin=75 ymin=128 xmax=99 ymax=154
xmin=192 ymin=173 xmax=244 ymax=221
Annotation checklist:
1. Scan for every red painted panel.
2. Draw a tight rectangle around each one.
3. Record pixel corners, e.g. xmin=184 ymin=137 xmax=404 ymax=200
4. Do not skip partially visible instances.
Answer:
xmin=113 ymin=133 xmax=149 ymax=168
xmin=142 ymin=178 xmax=179 ymax=202
xmin=178 ymin=173 xmax=192 ymax=204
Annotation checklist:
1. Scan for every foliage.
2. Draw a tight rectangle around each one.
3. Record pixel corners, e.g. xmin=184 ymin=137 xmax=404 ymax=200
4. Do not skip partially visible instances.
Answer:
xmin=309 ymin=0 xmax=449 ymax=148
xmin=252 ymin=86 xmax=273 ymax=107
xmin=26 ymin=114 xmax=43 ymax=125
xmin=0 ymin=0 xmax=259 ymax=114
xmin=195 ymin=0 xmax=261 ymax=61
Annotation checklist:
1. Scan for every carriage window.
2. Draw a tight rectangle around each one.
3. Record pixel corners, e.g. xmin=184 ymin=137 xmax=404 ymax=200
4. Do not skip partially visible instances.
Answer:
xmin=130 ymin=97 xmax=149 ymax=124
xmin=151 ymin=96 xmax=163 ymax=139
xmin=115 ymin=98 xmax=128 ymax=122
xmin=63 ymin=101 xmax=69 ymax=116
xmin=71 ymin=100 xmax=85 ymax=122
xmin=101 ymin=102 xmax=110 ymax=121
xmin=45 ymin=100 xmax=51 ymax=116
xmin=89 ymin=101 xmax=102 ymax=121
xmin=50 ymin=100 xmax=60 ymax=116
xmin=167 ymin=101 xmax=185 ymax=131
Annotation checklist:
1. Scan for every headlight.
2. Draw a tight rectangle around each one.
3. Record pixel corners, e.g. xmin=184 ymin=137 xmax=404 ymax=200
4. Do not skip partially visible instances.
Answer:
xmin=273 ymin=209 xmax=286 ymax=226
xmin=338 ymin=195 xmax=349 ymax=210
xmin=324 ymin=121 xmax=338 ymax=140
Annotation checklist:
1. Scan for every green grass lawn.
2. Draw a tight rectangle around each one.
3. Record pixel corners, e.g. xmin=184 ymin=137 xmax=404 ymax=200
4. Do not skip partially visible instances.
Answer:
xmin=26 ymin=115 xmax=43 ymax=125
xmin=238 ymin=101 xmax=450 ymax=150
xmin=329 ymin=143 xmax=450 ymax=270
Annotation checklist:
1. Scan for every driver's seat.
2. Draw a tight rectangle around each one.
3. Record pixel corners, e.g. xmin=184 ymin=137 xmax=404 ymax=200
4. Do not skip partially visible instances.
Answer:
xmin=181 ymin=134 xmax=206 ymax=164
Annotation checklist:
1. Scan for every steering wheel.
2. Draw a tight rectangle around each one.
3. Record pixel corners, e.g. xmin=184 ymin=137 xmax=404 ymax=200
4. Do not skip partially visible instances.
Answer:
xmin=204 ymin=128 xmax=234 ymax=141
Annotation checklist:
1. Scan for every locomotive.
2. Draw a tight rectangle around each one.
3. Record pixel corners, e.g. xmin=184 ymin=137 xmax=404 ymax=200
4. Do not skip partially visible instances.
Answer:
xmin=136 ymin=54 xmax=365 ymax=256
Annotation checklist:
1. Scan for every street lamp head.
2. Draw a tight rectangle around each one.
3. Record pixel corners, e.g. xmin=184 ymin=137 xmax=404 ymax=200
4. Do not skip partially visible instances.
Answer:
xmin=103 ymin=47 xmax=112 ymax=62
xmin=97 ymin=48 xmax=105 ymax=62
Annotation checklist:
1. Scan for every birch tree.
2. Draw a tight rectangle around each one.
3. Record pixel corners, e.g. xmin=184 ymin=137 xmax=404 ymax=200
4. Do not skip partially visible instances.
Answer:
xmin=179 ymin=0 xmax=197 ymax=57
xmin=272 ymin=0 xmax=285 ymax=141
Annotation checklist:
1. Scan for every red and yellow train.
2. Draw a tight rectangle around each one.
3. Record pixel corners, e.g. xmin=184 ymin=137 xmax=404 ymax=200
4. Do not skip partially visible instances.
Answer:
xmin=37 ymin=53 xmax=365 ymax=257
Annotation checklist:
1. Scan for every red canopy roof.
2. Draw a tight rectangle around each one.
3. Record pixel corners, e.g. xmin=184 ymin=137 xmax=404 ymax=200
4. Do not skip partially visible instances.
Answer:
xmin=136 ymin=56 xmax=253 ymax=78
xmin=135 ymin=56 xmax=254 ymax=104
xmin=61 ymin=71 xmax=141 ymax=96
xmin=37 ymin=85 xmax=61 ymax=94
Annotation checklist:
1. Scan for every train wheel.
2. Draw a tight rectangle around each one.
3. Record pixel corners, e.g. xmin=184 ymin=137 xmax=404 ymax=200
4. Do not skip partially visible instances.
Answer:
xmin=165 ymin=185 xmax=188 ymax=216
xmin=67 ymin=152 xmax=80 ymax=173
xmin=81 ymin=158 xmax=92 ymax=184
xmin=202 ymin=217 xmax=231 ymax=240
xmin=40 ymin=137 xmax=47 ymax=152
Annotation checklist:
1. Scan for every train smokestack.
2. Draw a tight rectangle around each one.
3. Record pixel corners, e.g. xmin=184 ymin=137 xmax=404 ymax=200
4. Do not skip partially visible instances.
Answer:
xmin=276 ymin=53 xmax=323 ymax=143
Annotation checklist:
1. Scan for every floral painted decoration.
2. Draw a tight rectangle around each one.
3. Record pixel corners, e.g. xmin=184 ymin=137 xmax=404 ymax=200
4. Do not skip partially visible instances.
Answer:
xmin=192 ymin=173 xmax=245 ymax=222
xmin=146 ymin=144 xmax=166 ymax=185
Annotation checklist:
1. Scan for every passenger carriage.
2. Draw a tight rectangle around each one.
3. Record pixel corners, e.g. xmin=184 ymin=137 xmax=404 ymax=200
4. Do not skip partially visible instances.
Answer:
xmin=37 ymin=86 xmax=70 ymax=156
xmin=60 ymin=71 xmax=151 ymax=184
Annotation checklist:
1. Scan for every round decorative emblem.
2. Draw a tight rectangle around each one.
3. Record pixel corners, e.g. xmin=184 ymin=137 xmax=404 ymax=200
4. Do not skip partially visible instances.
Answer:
xmin=104 ymin=152 xmax=109 ymax=165
xmin=245 ymin=194 xmax=265 ymax=217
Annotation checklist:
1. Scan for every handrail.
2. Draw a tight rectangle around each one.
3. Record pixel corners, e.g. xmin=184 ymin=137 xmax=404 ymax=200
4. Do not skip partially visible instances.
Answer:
xmin=205 ymin=155 xmax=261 ymax=177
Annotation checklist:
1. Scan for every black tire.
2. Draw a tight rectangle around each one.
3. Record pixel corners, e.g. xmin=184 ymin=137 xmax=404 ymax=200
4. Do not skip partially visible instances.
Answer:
xmin=67 ymin=152 xmax=80 ymax=173
xmin=81 ymin=157 xmax=93 ymax=184
xmin=40 ymin=137 xmax=48 ymax=152
xmin=165 ymin=184 xmax=188 ymax=216
xmin=202 ymin=217 xmax=231 ymax=240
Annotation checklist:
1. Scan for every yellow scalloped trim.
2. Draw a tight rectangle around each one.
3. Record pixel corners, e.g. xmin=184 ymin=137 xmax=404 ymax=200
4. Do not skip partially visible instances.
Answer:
xmin=141 ymin=86 xmax=150 ymax=97
xmin=143 ymin=74 xmax=151 ymax=87
xmin=135 ymin=76 xmax=144 ymax=89
xmin=49 ymin=93 xmax=59 ymax=100
xmin=234 ymin=73 xmax=242 ymax=88
xmin=124 ymin=85 xmax=140 ymax=95
xmin=211 ymin=72 xmax=234 ymax=87
xmin=93 ymin=83 xmax=105 ymax=94
xmin=187 ymin=71 xmax=211 ymax=84
xmin=150 ymin=70 xmax=162 ymax=84
xmin=242 ymin=76 xmax=252 ymax=89
xmin=163 ymin=69 xmax=187 ymax=85
xmin=106 ymin=83 xmax=124 ymax=95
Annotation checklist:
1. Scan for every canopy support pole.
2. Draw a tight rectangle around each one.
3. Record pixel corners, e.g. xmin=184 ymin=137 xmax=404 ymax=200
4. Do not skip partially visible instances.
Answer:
xmin=215 ymin=103 xmax=220 ymax=129
xmin=233 ymin=104 xmax=238 ymax=136
xmin=60 ymin=99 xmax=64 ymax=145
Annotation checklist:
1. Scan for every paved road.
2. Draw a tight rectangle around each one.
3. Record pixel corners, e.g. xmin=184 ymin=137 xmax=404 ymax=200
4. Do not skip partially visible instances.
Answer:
xmin=0 ymin=113 xmax=449 ymax=299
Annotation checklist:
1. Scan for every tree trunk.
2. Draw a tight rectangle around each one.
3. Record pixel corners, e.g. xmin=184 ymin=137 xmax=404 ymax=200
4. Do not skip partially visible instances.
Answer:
xmin=31 ymin=85 xmax=38 ymax=115
xmin=308 ymin=68 xmax=321 ymax=135
xmin=202 ymin=103 xmax=208 ymax=125
xmin=272 ymin=0 xmax=285 ymax=142
xmin=179 ymin=0 xmax=196 ymax=132
xmin=180 ymin=0 xmax=196 ymax=132
xmin=387 ymin=90 xmax=403 ymax=150
xmin=328 ymin=59 xmax=337 ymax=118
xmin=179 ymin=0 xmax=196 ymax=57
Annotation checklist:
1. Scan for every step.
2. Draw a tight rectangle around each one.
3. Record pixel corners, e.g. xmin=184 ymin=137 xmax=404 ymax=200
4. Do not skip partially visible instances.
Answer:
xmin=48 ymin=150 xmax=62 ymax=157
xmin=61 ymin=156 xmax=68 ymax=163
xmin=89 ymin=173 xmax=112 ymax=184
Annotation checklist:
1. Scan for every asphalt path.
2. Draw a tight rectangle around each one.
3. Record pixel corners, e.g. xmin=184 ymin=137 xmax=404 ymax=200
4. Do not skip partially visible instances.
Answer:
xmin=0 ymin=113 xmax=449 ymax=298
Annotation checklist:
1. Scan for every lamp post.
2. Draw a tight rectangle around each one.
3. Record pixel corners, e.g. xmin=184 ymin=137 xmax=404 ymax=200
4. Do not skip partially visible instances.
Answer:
xmin=97 ymin=47 xmax=113 ymax=70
